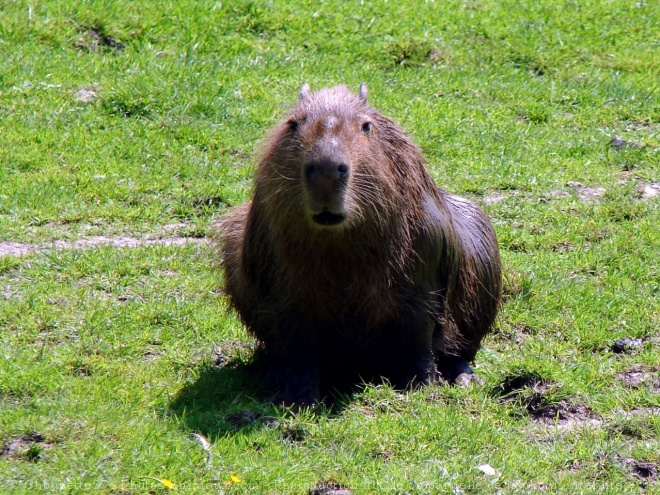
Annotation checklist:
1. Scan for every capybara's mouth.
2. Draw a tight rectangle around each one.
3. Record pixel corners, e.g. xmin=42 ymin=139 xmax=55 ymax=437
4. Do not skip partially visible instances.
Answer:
xmin=312 ymin=211 xmax=346 ymax=226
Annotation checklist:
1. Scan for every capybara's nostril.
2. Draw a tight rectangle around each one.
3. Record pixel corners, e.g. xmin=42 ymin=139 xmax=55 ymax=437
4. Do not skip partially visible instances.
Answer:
xmin=304 ymin=163 xmax=316 ymax=181
xmin=304 ymin=161 xmax=347 ymax=182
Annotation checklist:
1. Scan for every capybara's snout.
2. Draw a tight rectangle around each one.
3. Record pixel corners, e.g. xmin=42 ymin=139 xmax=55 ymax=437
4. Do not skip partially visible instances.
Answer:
xmin=304 ymin=159 xmax=349 ymax=182
xmin=302 ymin=155 xmax=350 ymax=225
xmin=304 ymin=159 xmax=349 ymax=188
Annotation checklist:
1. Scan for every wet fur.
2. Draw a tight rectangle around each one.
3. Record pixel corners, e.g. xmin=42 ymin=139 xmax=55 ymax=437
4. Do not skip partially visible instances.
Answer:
xmin=217 ymin=85 xmax=501 ymax=405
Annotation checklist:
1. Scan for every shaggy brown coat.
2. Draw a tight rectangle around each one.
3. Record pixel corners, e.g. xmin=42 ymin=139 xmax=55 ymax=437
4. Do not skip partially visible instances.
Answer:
xmin=218 ymin=84 xmax=501 ymax=405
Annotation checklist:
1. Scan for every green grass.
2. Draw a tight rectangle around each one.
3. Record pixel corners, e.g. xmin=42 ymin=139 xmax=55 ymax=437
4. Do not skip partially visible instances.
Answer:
xmin=1 ymin=0 xmax=659 ymax=493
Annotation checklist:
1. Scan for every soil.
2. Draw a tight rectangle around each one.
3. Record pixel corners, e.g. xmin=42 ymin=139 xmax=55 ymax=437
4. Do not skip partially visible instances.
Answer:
xmin=498 ymin=373 xmax=547 ymax=395
xmin=529 ymin=401 xmax=601 ymax=427
xmin=638 ymin=182 xmax=660 ymax=200
xmin=482 ymin=190 xmax=520 ymax=204
xmin=545 ymin=182 xmax=606 ymax=202
xmin=212 ymin=341 xmax=253 ymax=368
xmin=496 ymin=373 xmax=601 ymax=427
xmin=308 ymin=481 xmax=354 ymax=495
xmin=610 ymin=135 xmax=644 ymax=151
xmin=615 ymin=366 xmax=660 ymax=390
xmin=616 ymin=455 xmax=659 ymax=485
xmin=0 ymin=432 xmax=51 ymax=461
xmin=74 ymin=86 xmax=97 ymax=103
xmin=75 ymin=26 xmax=125 ymax=52
xmin=565 ymin=181 xmax=606 ymax=201
xmin=0 ymin=234 xmax=206 ymax=258
xmin=0 ymin=242 xmax=33 ymax=257
xmin=624 ymin=459 xmax=658 ymax=483
xmin=611 ymin=337 xmax=644 ymax=354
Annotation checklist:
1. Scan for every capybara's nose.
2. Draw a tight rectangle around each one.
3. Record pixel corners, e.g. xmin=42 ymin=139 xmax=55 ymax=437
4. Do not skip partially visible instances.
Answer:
xmin=304 ymin=161 xmax=350 ymax=183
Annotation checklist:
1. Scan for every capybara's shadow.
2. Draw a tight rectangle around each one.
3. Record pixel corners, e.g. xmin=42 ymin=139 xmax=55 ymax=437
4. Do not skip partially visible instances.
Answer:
xmin=168 ymin=362 xmax=263 ymax=438
xmin=168 ymin=353 xmax=356 ymax=438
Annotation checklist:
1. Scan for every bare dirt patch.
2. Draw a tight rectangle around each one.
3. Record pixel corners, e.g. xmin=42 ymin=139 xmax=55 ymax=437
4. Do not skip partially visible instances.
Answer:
xmin=496 ymin=373 xmax=552 ymax=415
xmin=498 ymin=373 xmax=547 ymax=396
xmin=0 ymin=234 xmax=206 ymax=259
xmin=0 ymin=432 xmax=51 ymax=462
xmin=74 ymin=86 xmax=98 ymax=104
xmin=545 ymin=182 xmax=606 ymax=202
xmin=619 ymin=456 xmax=658 ymax=485
xmin=308 ymin=481 xmax=354 ymax=495
xmin=637 ymin=182 xmax=660 ymax=200
xmin=531 ymin=401 xmax=601 ymax=428
xmin=0 ymin=242 xmax=34 ymax=258
xmin=551 ymin=241 xmax=574 ymax=252
xmin=621 ymin=119 xmax=659 ymax=132
xmin=565 ymin=181 xmax=606 ymax=201
xmin=75 ymin=25 xmax=125 ymax=52
xmin=212 ymin=341 xmax=253 ymax=368
xmin=496 ymin=373 xmax=601 ymax=427
xmin=616 ymin=366 xmax=660 ymax=390
xmin=483 ymin=191 xmax=507 ymax=204
xmin=546 ymin=189 xmax=570 ymax=199
xmin=624 ymin=407 xmax=660 ymax=417
xmin=482 ymin=190 xmax=521 ymax=204
xmin=610 ymin=135 xmax=644 ymax=151
xmin=610 ymin=337 xmax=644 ymax=354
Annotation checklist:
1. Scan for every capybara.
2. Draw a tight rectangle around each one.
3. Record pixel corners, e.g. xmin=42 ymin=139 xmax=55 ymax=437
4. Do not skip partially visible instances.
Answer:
xmin=218 ymin=83 xmax=501 ymax=406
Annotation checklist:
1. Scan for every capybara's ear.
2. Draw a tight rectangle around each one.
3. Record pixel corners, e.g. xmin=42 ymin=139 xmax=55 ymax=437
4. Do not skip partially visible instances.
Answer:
xmin=359 ymin=83 xmax=368 ymax=103
xmin=299 ymin=83 xmax=311 ymax=102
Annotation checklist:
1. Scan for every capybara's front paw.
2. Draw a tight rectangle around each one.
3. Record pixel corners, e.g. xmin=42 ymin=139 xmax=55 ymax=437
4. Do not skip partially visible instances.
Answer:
xmin=396 ymin=364 xmax=437 ymax=390
xmin=276 ymin=373 xmax=321 ymax=408
xmin=276 ymin=389 xmax=320 ymax=408
xmin=436 ymin=355 xmax=474 ymax=384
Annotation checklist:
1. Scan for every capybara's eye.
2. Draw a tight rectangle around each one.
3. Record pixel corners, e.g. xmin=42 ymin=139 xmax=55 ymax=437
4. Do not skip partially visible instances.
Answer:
xmin=288 ymin=120 xmax=299 ymax=132
xmin=361 ymin=121 xmax=372 ymax=133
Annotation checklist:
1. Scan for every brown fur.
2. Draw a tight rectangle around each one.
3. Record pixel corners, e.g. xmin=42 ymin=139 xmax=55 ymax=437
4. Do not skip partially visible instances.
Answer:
xmin=217 ymin=84 xmax=501 ymax=405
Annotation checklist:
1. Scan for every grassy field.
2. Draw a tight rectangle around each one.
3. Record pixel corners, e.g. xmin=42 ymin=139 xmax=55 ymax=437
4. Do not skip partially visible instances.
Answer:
xmin=1 ymin=0 xmax=659 ymax=493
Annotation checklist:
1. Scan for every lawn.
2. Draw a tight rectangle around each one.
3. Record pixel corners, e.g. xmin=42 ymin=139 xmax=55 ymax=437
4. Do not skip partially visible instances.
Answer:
xmin=1 ymin=1 xmax=659 ymax=493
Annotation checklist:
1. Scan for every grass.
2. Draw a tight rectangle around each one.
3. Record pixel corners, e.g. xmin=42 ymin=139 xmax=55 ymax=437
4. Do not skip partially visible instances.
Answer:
xmin=1 ymin=0 xmax=659 ymax=493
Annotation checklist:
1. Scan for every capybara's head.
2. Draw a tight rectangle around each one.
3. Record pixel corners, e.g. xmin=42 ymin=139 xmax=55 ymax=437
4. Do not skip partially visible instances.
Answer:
xmin=294 ymin=85 xmax=372 ymax=227
xmin=256 ymin=83 xmax=416 ymax=232
xmin=290 ymin=83 xmax=371 ymax=227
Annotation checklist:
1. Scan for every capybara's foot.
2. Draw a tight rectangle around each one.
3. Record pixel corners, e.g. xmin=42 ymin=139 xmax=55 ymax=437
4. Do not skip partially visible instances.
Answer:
xmin=454 ymin=371 xmax=483 ymax=386
xmin=276 ymin=373 xmax=321 ymax=408
xmin=436 ymin=355 xmax=475 ymax=384
xmin=276 ymin=388 xmax=320 ymax=408
xmin=395 ymin=365 xmax=437 ymax=390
